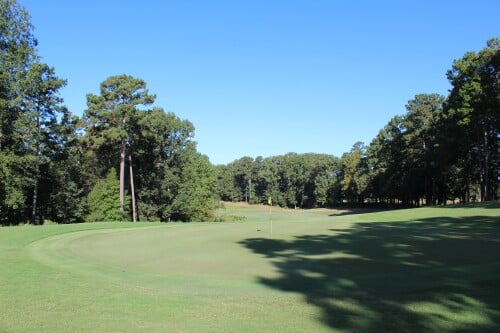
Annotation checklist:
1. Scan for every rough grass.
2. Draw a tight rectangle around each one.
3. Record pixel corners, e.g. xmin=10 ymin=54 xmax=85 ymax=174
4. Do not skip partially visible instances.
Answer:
xmin=1 ymin=202 xmax=499 ymax=332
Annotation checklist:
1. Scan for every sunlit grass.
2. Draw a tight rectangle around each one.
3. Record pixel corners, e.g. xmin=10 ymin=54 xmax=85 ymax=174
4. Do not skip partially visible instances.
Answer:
xmin=1 ymin=202 xmax=499 ymax=332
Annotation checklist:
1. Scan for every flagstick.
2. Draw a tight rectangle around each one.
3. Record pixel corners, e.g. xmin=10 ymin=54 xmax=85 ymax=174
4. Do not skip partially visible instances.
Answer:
xmin=270 ymin=204 xmax=272 ymax=235
xmin=268 ymin=197 xmax=273 ymax=236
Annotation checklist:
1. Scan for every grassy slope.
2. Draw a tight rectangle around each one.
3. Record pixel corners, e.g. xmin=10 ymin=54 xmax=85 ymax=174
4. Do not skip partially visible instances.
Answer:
xmin=0 ymin=202 xmax=499 ymax=332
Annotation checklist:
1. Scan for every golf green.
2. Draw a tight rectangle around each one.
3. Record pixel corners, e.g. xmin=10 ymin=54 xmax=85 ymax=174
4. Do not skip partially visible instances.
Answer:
xmin=1 ymin=202 xmax=499 ymax=332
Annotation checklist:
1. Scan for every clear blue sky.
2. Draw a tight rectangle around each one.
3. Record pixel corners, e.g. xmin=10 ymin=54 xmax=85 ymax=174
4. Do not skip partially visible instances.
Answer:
xmin=22 ymin=0 xmax=499 ymax=165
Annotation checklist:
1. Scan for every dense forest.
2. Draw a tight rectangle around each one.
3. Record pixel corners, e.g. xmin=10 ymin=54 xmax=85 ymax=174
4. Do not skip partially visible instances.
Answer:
xmin=0 ymin=0 xmax=498 ymax=225
xmin=0 ymin=0 xmax=217 ymax=225
xmin=218 ymin=39 xmax=499 ymax=208
xmin=217 ymin=74 xmax=499 ymax=208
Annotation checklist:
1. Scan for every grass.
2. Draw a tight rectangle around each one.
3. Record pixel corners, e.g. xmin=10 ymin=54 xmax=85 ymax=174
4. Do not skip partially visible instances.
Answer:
xmin=1 ymin=202 xmax=499 ymax=332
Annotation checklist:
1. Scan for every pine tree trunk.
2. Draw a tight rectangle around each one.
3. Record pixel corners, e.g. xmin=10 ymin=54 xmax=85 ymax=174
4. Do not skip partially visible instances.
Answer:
xmin=248 ymin=177 xmax=251 ymax=203
xmin=31 ymin=175 xmax=39 ymax=224
xmin=483 ymin=129 xmax=490 ymax=201
xmin=119 ymin=138 xmax=125 ymax=220
xmin=31 ymin=115 xmax=40 ymax=225
xmin=129 ymin=152 xmax=137 ymax=222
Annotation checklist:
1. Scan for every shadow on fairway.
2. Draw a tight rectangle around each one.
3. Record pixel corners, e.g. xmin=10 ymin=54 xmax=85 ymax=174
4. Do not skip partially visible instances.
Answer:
xmin=239 ymin=215 xmax=500 ymax=332
xmin=327 ymin=208 xmax=386 ymax=216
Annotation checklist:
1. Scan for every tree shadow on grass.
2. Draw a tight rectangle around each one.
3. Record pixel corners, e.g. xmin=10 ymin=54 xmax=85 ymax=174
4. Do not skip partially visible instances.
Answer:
xmin=239 ymin=215 xmax=500 ymax=332
xmin=327 ymin=208 xmax=387 ymax=217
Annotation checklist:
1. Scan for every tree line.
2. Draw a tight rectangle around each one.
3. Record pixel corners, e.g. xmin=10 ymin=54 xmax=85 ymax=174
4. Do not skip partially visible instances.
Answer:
xmin=1 ymin=1 xmax=498 ymax=225
xmin=0 ymin=0 xmax=217 ymax=225
xmin=217 ymin=39 xmax=499 ymax=208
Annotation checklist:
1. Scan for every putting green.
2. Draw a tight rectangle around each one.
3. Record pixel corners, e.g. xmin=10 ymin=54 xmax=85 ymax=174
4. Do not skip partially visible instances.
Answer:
xmin=28 ymin=218 xmax=356 ymax=292
xmin=24 ymin=217 xmax=352 ymax=332
xmin=14 ymin=203 xmax=500 ymax=332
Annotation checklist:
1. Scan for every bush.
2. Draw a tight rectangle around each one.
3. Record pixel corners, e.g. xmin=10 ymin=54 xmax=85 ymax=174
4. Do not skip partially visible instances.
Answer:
xmin=86 ymin=169 xmax=122 ymax=222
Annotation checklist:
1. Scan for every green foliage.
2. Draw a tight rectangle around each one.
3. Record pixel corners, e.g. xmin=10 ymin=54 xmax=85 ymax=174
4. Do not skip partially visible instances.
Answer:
xmin=216 ymin=164 xmax=240 ymax=202
xmin=213 ymin=214 xmax=247 ymax=222
xmin=82 ymin=75 xmax=156 ymax=220
xmin=83 ymin=74 xmax=155 ymax=155
xmin=340 ymin=142 xmax=365 ymax=203
xmin=217 ymin=40 xmax=498 ymax=207
xmin=0 ymin=0 xmax=37 ymax=225
xmin=1 ymin=0 xmax=497 ymax=224
xmin=0 ymin=0 xmax=83 ymax=225
xmin=134 ymin=108 xmax=197 ymax=221
xmin=218 ymin=153 xmax=341 ymax=208
xmin=0 ymin=0 xmax=38 ymax=150
xmin=0 ymin=152 xmax=35 ymax=224
xmin=81 ymin=77 xmax=217 ymax=223
xmin=86 ymin=168 xmax=122 ymax=222
xmin=445 ymin=38 xmax=499 ymax=201
xmin=171 ymin=149 xmax=218 ymax=221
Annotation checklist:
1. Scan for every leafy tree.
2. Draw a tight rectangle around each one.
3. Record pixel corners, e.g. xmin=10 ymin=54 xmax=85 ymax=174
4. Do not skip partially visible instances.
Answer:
xmin=83 ymin=80 xmax=216 ymax=223
xmin=0 ymin=0 xmax=76 ymax=225
xmin=217 ymin=153 xmax=342 ymax=208
xmin=20 ymin=63 xmax=68 ymax=223
xmin=216 ymin=156 xmax=257 ymax=203
xmin=340 ymin=142 xmax=365 ymax=204
xmin=280 ymin=153 xmax=308 ymax=208
xmin=0 ymin=0 xmax=38 ymax=151
xmin=445 ymin=38 xmax=499 ymax=201
xmin=83 ymin=75 xmax=155 ymax=219
xmin=0 ymin=1 xmax=219 ymax=224
xmin=215 ymin=40 xmax=497 ymax=208
xmin=402 ymin=94 xmax=444 ymax=205
xmin=254 ymin=156 xmax=285 ymax=206
xmin=134 ymin=108 xmax=196 ymax=221
xmin=216 ymin=164 xmax=240 ymax=202
xmin=46 ymin=113 xmax=87 ymax=223
xmin=232 ymin=156 xmax=256 ymax=203
xmin=87 ymin=168 xmax=122 ymax=222
xmin=310 ymin=154 xmax=340 ymax=207
xmin=0 ymin=0 xmax=36 ymax=225
xmin=171 ymin=149 xmax=218 ymax=221
xmin=364 ymin=116 xmax=406 ymax=207
xmin=0 ymin=153 xmax=33 ymax=224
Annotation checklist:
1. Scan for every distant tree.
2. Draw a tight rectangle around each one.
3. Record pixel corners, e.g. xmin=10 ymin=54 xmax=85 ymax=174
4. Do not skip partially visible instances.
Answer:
xmin=171 ymin=149 xmax=218 ymax=221
xmin=87 ymin=168 xmax=122 ymax=222
xmin=0 ymin=1 xmax=78 ymax=225
xmin=217 ymin=157 xmax=256 ymax=203
xmin=280 ymin=153 xmax=309 ymax=208
xmin=83 ymin=75 xmax=155 ymax=220
xmin=46 ymin=113 xmax=87 ymax=223
xmin=216 ymin=39 xmax=498 ymax=208
xmin=0 ymin=152 xmax=33 ymax=224
xmin=445 ymin=38 xmax=499 ymax=201
xmin=340 ymin=142 xmax=365 ymax=204
xmin=134 ymin=108 xmax=196 ymax=221
xmin=0 ymin=1 xmax=219 ymax=224
xmin=0 ymin=0 xmax=38 ymax=225
xmin=234 ymin=157 xmax=256 ymax=203
xmin=365 ymin=116 xmax=405 ymax=206
xmin=216 ymin=164 xmax=240 ymax=202
xmin=0 ymin=0 xmax=38 ymax=151
xmin=311 ymin=154 xmax=340 ymax=207
xmin=216 ymin=153 xmax=342 ymax=208
xmin=255 ymin=156 xmax=285 ymax=206
xmin=21 ymin=63 xmax=68 ymax=223
xmin=403 ymin=94 xmax=445 ymax=205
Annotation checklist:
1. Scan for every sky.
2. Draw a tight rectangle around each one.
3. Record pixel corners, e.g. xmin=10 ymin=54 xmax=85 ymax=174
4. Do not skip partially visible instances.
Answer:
xmin=22 ymin=0 xmax=499 ymax=165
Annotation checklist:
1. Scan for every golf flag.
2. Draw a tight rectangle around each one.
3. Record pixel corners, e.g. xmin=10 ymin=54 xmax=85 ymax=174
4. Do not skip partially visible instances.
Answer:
xmin=268 ymin=197 xmax=273 ymax=235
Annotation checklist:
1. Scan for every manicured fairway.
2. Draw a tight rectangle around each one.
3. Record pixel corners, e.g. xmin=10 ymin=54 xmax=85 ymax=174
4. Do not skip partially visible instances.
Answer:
xmin=1 ymin=202 xmax=499 ymax=332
